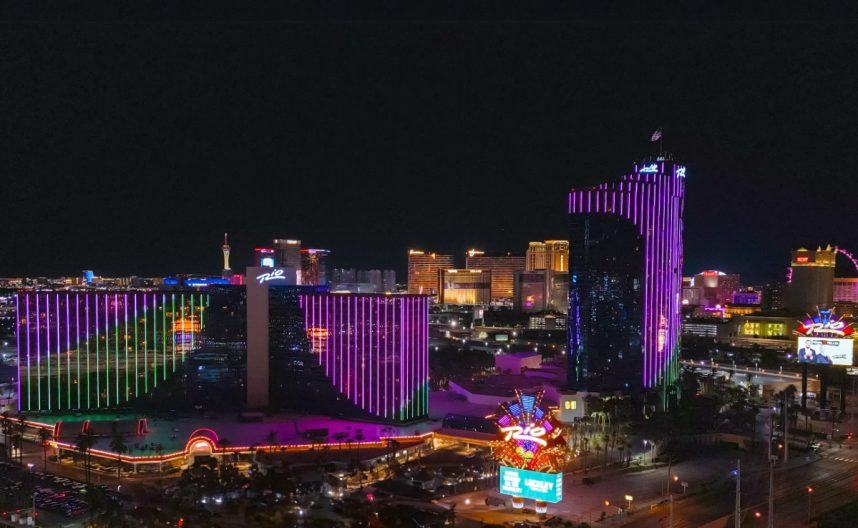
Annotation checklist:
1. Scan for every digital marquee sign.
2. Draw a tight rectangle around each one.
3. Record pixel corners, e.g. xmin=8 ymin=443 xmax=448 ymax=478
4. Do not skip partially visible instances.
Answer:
xmin=797 ymin=337 xmax=854 ymax=366
xmin=499 ymin=466 xmax=563 ymax=503
xmin=491 ymin=390 xmax=567 ymax=473
xmin=795 ymin=308 xmax=855 ymax=367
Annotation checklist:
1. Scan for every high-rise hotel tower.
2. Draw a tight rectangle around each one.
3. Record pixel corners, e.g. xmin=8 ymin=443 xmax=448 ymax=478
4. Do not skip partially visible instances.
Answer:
xmin=567 ymin=156 xmax=685 ymax=406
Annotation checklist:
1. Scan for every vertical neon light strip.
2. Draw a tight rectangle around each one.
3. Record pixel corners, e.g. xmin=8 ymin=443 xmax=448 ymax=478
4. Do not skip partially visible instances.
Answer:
xmin=55 ymin=293 xmax=61 ymax=409
xmin=26 ymin=294 xmax=31 ymax=410
xmin=46 ymin=294 xmax=51 ymax=410
xmin=180 ymin=294 xmax=185 ymax=358
xmin=66 ymin=294 xmax=71 ymax=409
xmin=162 ymin=293 xmax=167 ymax=380
xmin=36 ymin=294 xmax=41 ymax=410
xmin=190 ymin=294 xmax=195 ymax=352
xmin=95 ymin=294 xmax=101 ymax=408
xmin=85 ymin=294 xmax=90 ymax=408
xmin=124 ymin=293 xmax=129 ymax=402
xmin=152 ymin=294 xmax=157 ymax=388
xmin=114 ymin=294 xmax=119 ymax=405
xmin=171 ymin=294 xmax=176 ymax=371
xmin=104 ymin=292 xmax=110 ymax=405
xmin=134 ymin=294 xmax=139 ymax=397
xmin=143 ymin=295 xmax=148 ymax=393
xmin=15 ymin=294 xmax=21 ymax=410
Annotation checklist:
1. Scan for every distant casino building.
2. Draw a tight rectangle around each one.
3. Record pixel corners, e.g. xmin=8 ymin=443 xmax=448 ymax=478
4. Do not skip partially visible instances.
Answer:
xmin=526 ymin=240 xmax=569 ymax=272
xmin=407 ymin=250 xmax=455 ymax=297
xmin=438 ymin=269 xmax=492 ymax=306
xmin=464 ymin=249 xmax=525 ymax=301
xmin=690 ymin=270 xmax=740 ymax=308
xmin=834 ymin=278 xmax=858 ymax=303
xmin=273 ymin=238 xmax=302 ymax=269
xmin=513 ymin=270 xmax=568 ymax=314
xmin=300 ymin=248 xmax=329 ymax=285
xmin=301 ymin=293 xmax=429 ymax=422
xmin=15 ymin=290 xmax=207 ymax=412
xmin=788 ymin=246 xmax=836 ymax=313
xmin=568 ymin=156 xmax=684 ymax=403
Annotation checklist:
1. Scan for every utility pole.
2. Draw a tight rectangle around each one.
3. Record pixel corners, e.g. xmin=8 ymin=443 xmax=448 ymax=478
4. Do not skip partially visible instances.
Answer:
xmin=734 ymin=459 xmax=741 ymax=528
xmin=767 ymin=455 xmax=775 ymax=528
xmin=669 ymin=493 xmax=674 ymax=528
xmin=666 ymin=456 xmax=672 ymax=497
xmin=784 ymin=396 xmax=789 ymax=463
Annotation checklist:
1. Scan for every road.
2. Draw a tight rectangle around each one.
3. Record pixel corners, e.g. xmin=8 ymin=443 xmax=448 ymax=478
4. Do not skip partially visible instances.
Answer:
xmin=450 ymin=453 xmax=741 ymax=526
xmin=621 ymin=450 xmax=858 ymax=527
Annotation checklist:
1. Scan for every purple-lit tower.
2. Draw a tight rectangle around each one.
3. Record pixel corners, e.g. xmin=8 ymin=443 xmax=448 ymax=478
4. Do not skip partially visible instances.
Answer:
xmin=300 ymin=293 xmax=429 ymax=423
xmin=567 ymin=157 xmax=685 ymax=406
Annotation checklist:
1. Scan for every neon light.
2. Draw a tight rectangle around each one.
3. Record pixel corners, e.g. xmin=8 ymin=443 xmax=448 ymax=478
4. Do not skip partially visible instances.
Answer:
xmin=255 ymin=269 xmax=284 ymax=283
xmin=300 ymin=293 xmax=429 ymax=422
xmin=569 ymin=159 xmax=684 ymax=396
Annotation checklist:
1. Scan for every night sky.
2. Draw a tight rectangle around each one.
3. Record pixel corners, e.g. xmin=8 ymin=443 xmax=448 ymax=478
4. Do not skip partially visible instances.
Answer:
xmin=3 ymin=7 xmax=858 ymax=283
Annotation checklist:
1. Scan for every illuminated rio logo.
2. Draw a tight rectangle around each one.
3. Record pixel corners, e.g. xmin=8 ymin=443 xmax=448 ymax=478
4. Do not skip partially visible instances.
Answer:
xmin=491 ymin=390 xmax=568 ymax=473
xmin=256 ymin=269 xmax=286 ymax=284
xmin=639 ymin=163 xmax=658 ymax=173
xmin=796 ymin=308 xmax=854 ymax=337
xmin=500 ymin=425 xmax=548 ymax=447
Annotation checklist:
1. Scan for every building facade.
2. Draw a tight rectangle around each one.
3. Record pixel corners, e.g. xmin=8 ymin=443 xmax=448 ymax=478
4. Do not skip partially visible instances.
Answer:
xmin=525 ymin=241 xmax=569 ymax=272
xmin=407 ymin=250 xmax=455 ymax=297
xmin=15 ymin=290 xmax=207 ymax=412
xmin=465 ymin=250 xmax=526 ymax=302
xmin=513 ymin=270 xmax=569 ymax=314
xmin=438 ymin=269 xmax=492 ymax=305
xmin=300 ymin=293 xmax=429 ymax=422
xmin=567 ymin=157 xmax=684 ymax=403
xmin=689 ymin=270 xmax=740 ymax=307
xmin=273 ymin=239 xmax=302 ymax=269
xmin=300 ymin=248 xmax=329 ymax=286
xmin=788 ymin=247 xmax=836 ymax=313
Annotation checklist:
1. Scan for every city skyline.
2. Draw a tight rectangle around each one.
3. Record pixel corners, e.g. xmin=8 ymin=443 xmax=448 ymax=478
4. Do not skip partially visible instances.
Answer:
xmin=4 ymin=17 xmax=858 ymax=282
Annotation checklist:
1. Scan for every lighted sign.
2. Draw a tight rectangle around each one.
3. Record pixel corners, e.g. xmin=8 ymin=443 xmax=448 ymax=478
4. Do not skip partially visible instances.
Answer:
xmin=639 ymin=163 xmax=658 ymax=173
xmin=499 ymin=466 xmax=563 ymax=503
xmin=796 ymin=308 xmax=854 ymax=337
xmin=492 ymin=390 xmax=568 ymax=472
xmin=797 ymin=337 xmax=854 ymax=366
xmin=676 ymin=167 xmax=686 ymax=178
xmin=260 ymin=257 xmax=275 ymax=268
xmin=256 ymin=269 xmax=286 ymax=284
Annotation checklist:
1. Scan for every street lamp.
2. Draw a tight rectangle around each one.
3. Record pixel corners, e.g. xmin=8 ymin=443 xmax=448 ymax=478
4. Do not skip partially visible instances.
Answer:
xmin=806 ymin=486 xmax=813 ymax=524
xmin=625 ymin=494 xmax=634 ymax=511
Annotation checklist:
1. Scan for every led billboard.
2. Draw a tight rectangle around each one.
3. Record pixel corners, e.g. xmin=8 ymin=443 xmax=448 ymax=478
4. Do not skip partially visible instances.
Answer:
xmin=797 ymin=337 xmax=854 ymax=366
xmin=499 ymin=466 xmax=563 ymax=503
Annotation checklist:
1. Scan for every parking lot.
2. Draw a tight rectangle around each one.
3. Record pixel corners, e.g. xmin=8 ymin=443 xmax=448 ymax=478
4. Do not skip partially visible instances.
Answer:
xmin=0 ymin=460 xmax=93 ymax=520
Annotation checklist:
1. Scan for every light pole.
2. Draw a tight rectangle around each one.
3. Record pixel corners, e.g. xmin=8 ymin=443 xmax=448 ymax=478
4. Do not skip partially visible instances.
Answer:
xmin=767 ymin=455 xmax=776 ymax=528
xmin=625 ymin=494 xmax=634 ymax=511
xmin=806 ymin=486 xmax=813 ymax=524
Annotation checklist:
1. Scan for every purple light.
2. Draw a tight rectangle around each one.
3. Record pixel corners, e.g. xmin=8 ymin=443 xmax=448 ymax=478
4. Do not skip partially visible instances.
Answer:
xmin=569 ymin=161 xmax=685 ymax=390
xmin=301 ymin=293 xmax=429 ymax=422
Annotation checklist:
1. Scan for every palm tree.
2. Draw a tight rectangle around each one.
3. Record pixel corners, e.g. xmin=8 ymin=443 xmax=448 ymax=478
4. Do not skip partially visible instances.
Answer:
xmin=37 ymin=428 xmax=53 ymax=472
xmin=1 ymin=411 xmax=11 ymax=460
xmin=109 ymin=434 xmax=127 ymax=484
xmin=75 ymin=432 xmax=96 ymax=485
xmin=15 ymin=414 xmax=27 ymax=465
xmin=265 ymin=431 xmax=278 ymax=453
xmin=154 ymin=443 xmax=164 ymax=473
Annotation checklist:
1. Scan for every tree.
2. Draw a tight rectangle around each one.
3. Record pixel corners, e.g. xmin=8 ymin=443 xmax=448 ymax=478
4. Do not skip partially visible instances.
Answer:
xmin=15 ymin=414 xmax=27 ymax=465
xmin=75 ymin=432 xmax=96 ymax=486
xmin=1 ymin=411 xmax=11 ymax=460
xmin=37 ymin=428 xmax=52 ymax=472
xmin=109 ymin=434 xmax=128 ymax=484
xmin=265 ymin=431 xmax=279 ymax=453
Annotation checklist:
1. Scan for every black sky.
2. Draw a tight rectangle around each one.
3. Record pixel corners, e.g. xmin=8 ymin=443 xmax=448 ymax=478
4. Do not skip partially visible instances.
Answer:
xmin=3 ymin=7 xmax=858 ymax=283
